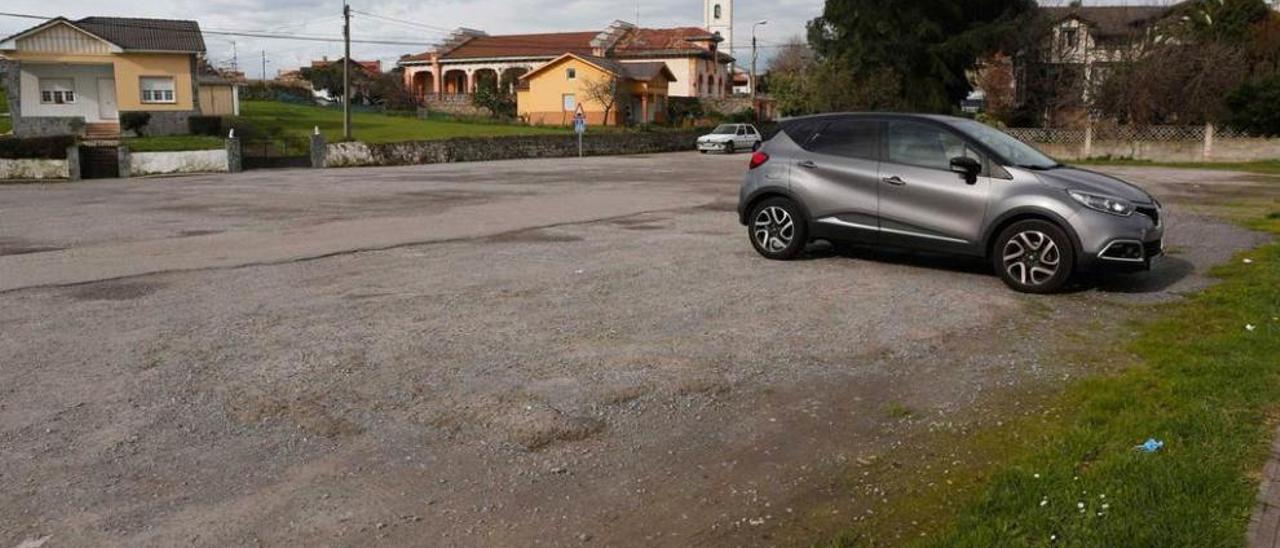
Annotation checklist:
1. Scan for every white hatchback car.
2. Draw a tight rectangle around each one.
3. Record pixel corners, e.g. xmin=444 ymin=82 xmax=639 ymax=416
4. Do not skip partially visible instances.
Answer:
xmin=697 ymin=124 xmax=763 ymax=154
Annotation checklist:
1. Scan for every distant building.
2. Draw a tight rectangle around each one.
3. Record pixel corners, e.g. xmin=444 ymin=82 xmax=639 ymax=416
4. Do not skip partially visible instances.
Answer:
xmin=398 ymin=20 xmax=733 ymax=102
xmin=515 ymin=53 xmax=675 ymax=125
xmin=0 ymin=16 xmax=227 ymax=138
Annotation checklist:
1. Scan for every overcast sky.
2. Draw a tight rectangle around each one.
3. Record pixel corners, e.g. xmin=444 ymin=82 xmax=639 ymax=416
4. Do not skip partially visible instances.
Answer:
xmin=0 ymin=0 xmax=1189 ymax=78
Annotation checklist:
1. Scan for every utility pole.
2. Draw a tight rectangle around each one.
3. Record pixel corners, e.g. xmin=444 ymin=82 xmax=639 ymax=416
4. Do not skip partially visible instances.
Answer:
xmin=231 ymin=41 xmax=238 ymax=73
xmin=751 ymin=20 xmax=768 ymax=122
xmin=261 ymin=50 xmax=268 ymax=80
xmin=342 ymin=1 xmax=352 ymax=141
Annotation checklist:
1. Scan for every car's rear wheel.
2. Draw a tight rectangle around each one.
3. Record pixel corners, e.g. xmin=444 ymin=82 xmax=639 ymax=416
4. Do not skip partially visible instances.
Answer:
xmin=725 ymin=142 xmax=736 ymax=154
xmin=749 ymin=198 xmax=808 ymax=260
xmin=993 ymin=220 xmax=1075 ymax=293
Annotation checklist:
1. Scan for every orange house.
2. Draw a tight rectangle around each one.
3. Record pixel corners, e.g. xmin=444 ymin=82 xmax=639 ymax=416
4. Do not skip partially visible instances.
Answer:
xmin=516 ymin=53 xmax=675 ymax=126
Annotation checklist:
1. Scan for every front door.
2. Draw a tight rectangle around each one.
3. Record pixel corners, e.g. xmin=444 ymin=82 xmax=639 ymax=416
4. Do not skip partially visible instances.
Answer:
xmin=876 ymin=120 xmax=992 ymax=255
xmin=788 ymin=118 xmax=882 ymax=242
xmin=97 ymin=79 xmax=118 ymax=120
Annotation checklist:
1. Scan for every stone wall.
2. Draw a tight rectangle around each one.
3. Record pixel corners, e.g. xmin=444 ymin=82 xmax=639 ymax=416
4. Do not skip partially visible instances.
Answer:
xmin=131 ymin=110 xmax=198 ymax=137
xmin=424 ymin=95 xmax=488 ymax=117
xmin=326 ymin=131 xmax=701 ymax=168
xmin=701 ymin=96 xmax=754 ymax=116
xmin=129 ymin=149 xmax=229 ymax=177
xmin=0 ymin=158 xmax=69 ymax=180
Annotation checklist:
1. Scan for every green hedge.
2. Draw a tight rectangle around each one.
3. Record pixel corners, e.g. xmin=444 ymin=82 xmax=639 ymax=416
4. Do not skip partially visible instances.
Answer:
xmin=0 ymin=136 xmax=75 ymax=159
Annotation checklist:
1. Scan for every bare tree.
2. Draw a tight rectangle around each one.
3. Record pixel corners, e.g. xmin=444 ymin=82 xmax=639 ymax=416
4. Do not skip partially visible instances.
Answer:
xmin=973 ymin=52 xmax=1016 ymax=122
xmin=582 ymin=73 xmax=625 ymax=126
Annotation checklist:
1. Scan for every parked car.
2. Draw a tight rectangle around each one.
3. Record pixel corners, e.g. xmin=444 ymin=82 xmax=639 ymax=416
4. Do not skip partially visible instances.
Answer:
xmin=697 ymin=124 xmax=762 ymax=154
xmin=737 ymin=113 xmax=1165 ymax=293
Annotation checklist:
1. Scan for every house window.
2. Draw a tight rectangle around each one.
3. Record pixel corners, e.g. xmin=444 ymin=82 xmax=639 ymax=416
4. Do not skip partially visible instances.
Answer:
xmin=140 ymin=76 xmax=176 ymax=104
xmin=1063 ymin=28 xmax=1079 ymax=49
xmin=39 ymin=78 xmax=76 ymax=104
xmin=562 ymin=93 xmax=576 ymax=111
xmin=566 ymin=68 xmax=576 ymax=80
xmin=714 ymin=4 xmax=722 ymax=19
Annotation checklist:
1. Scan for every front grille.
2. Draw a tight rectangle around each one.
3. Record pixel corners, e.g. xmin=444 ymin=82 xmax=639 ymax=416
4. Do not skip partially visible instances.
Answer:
xmin=1136 ymin=206 xmax=1160 ymax=227
xmin=1144 ymin=239 xmax=1163 ymax=258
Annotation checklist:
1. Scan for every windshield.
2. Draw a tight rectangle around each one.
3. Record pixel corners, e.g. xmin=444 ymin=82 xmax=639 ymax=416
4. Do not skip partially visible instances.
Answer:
xmin=711 ymin=125 xmax=737 ymax=135
xmin=953 ymin=120 xmax=1060 ymax=169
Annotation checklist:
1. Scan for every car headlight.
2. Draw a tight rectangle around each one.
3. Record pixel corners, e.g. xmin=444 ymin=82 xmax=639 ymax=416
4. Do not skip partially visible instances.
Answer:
xmin=1068 ymin=190 xmax=1134 ymax=217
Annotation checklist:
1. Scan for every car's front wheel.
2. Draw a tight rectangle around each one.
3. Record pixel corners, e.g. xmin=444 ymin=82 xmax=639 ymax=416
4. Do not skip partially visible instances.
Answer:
xmin=993 ymin=220 xmax=1075 ymax=293
xmin=749 ymin=198 xmax=808 ymax=260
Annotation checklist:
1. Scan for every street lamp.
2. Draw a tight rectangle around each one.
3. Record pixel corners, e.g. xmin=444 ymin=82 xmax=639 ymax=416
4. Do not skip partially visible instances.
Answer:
xmin=751 ymin=20 xmax=768 ymax=120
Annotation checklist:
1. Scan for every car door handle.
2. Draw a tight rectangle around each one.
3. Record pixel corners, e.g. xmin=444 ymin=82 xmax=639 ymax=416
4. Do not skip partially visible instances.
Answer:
xmin=798 ymin=160 xmax=818 ymax=169
xmin=882 ymin=176 xmax=907 ymax=186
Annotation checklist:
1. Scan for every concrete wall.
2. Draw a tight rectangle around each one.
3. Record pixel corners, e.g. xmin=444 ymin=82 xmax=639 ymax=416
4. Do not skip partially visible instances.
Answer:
xmin=1036 ymin=139 xmax=1280 ymax=163
xmin=129 ymin=149 xmax=229 ymax=176
xmin=326 ymin=131 xmax=701 ymax=168
xmin=0 ymin=158 xmax=69 ymax=179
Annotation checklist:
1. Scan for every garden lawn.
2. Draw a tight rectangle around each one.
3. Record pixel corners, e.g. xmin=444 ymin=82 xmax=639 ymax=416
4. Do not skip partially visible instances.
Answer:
xmin=240 ymin=100 xmax=570 ymax=143
xmin=827 ymin=210 xmax=1280 ymax=547
xmin=126 ymin=135 xmax=225 ymax=152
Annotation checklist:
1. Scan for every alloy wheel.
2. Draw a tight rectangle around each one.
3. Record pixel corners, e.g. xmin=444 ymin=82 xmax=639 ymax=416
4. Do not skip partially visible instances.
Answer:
xmin=1002 ymin=230 xmax=1061 ymax=286
xmin=754 ymin=206 xmax=795 ymax=253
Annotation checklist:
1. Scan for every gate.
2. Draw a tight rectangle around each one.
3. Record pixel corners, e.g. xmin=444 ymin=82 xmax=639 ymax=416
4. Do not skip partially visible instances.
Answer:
xmin=79 ymin=146 xmax=120 ymax=179
xmin=242 ymin=136 xmax=311 ymax=170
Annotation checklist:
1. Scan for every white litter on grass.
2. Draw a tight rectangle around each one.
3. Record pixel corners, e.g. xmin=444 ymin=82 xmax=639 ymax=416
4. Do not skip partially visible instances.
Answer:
xmin=1244 ymin=258 xmax=1255 ymax=264
xmin=1247 ymin=324 xmax=1258 ymax=332
xmin=1077 ymin=502 xmax=1085 ymax=511
xmin=1040 ymin=499 xmax=1048 ymax=507
xmin=1034 ymin=473 xmax=1041 ymax=479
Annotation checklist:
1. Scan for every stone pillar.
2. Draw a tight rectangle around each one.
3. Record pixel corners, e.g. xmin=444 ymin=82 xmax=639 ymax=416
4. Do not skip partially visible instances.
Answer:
xmin=1204 ymin=123 xmax=1215 ymax=161
xmin=226 ymin=137 xmax=242 ymax=173
xmin=466 ymin=70 xmax=476 ymax=94
xmin=432 ymin=59 xmax=443 ymax=97
xmin=118 ymin=145 xmax=131 ymax=179
xmin=65 ymin=146 xmax=80 ymax=181
xmin=310 ymin=133 xmax=327 ymax=169
xmin=641 ymin=94 xmax=649 ymax=124
xmin=1083 ymin=123 xmax=1093 ymax=159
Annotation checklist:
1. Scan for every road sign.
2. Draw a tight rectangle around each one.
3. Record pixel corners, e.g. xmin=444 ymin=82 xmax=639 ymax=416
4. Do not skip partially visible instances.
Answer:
xmin=573 ymin=109 xmax=586 ymax=157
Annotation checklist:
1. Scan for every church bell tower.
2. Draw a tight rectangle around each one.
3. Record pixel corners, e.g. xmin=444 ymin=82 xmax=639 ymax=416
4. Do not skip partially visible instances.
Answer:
xmin=704 ymin=0 xmax=734 ymax=62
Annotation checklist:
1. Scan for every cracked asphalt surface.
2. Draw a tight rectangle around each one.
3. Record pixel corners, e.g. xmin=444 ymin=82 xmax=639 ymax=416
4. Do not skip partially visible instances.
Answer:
xmin=0 ymin=153 xmax=1272 ymax=547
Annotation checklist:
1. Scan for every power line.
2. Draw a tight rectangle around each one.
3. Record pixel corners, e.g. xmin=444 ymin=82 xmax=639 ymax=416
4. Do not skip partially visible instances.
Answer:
xmin=349 ymin=10 xmax=453 ymax=34
xmin=0 ymin=11 xmax=436 ymax=46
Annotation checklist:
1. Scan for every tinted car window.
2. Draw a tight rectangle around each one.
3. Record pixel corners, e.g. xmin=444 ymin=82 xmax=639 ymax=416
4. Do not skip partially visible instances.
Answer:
xmin=780 ymin=119 xmax=825 ymax=148
xmin=887 ymin=121 xmax=980 ymax=171
xmin=808 ymin=120 xmax=878 ymax=160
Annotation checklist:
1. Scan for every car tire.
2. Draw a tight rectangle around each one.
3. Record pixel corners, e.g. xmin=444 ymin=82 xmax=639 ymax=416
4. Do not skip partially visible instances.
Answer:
xmin=748 ymin=197 xmax=808 ymax=260
xmin=725 ymin=142 xmax=736 ymax=154
xmin=992 ymin=220 xmax=1075 ymax=294
xmin=699 ymin=150 xmax=708 ymax=154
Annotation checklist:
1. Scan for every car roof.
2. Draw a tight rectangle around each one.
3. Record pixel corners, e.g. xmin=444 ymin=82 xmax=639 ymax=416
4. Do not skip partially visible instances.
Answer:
xmin=779 ymin=112 xmax=970 ymax=127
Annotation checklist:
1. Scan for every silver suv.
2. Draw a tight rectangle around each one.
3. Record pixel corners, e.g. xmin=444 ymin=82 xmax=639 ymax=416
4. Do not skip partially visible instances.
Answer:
xmin=737 ymin=113 xmax=1164 ymax=293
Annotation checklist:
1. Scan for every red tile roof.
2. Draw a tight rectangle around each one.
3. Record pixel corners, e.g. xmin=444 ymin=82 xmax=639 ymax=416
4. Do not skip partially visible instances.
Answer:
xmin=444 ymin=31 xmax=599 ymax=60
xmin=401 ymin=26 xmax=732 ymax=64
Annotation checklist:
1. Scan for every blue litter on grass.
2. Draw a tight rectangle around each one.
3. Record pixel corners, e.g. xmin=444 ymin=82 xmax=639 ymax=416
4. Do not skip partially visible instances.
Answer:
xmin=1136 ymin=439 xmax=1164 ymax=453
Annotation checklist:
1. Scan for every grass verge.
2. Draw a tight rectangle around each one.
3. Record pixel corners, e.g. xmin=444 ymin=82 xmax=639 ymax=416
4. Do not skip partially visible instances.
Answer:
xmin=827 ymin=212 xmax=1280 ymax=547
xmin=239 ymin=101 xmax=570 ymax=143
xmin=1075 ymin=158 xmax=1280 ymax=177
xmin=125 ymin=135 xmax=225 ymax=152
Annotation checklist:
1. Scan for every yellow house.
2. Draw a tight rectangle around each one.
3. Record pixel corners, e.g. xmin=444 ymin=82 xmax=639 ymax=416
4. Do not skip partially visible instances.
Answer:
xmin=0 ymin=16 xmax=228 ymax=138
xmin=517 ymin=53 xmax=676 ymax=126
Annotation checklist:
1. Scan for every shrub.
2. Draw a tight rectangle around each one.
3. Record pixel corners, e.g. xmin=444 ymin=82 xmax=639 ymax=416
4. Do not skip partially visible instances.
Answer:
xmin=240 ymin=81 xmax=315 ymax=104
xmin=188 ymin=115 xmax=225 ymax=136
xmin=120 ymin=112 xmax=152 ymax=136
xmin=0 ymin=135 xmax=76 ymax=159
xmin=727 ymin=108 xmax=757 ymax=123
xmin=666 ymin=97 xmax=704 ymax=126
xmin=1225 ymin=73 xmax=1280 ymax=137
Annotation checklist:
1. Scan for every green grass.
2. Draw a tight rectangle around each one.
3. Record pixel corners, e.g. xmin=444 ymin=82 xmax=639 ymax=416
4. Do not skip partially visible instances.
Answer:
xmin=1075 ymin=157 xmax=1280 ymax=176
xmin=0 ymin=116 xmax=10 ymax=136
xmin=826 ymin=211 xmax=1280 ymax=547
xmin=125 ymin=135 xmax=224 ymax=152
xmin=239 ymin=100 xmax=569 ymax=143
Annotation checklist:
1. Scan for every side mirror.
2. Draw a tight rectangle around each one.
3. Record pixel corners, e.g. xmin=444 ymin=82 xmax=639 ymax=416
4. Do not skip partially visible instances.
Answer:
xmin=950 ymin=156 xmax=981 ymax=184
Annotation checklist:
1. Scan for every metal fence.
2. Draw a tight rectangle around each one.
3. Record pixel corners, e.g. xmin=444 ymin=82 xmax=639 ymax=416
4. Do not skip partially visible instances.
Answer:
xmin=1003 ymin=124 xmax=1277 ymax=163
xmin=1006 ymin=125 xmax=1259 ymax=145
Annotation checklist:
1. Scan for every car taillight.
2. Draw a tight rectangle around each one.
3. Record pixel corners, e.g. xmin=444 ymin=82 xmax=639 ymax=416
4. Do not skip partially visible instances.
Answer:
xmin=748 ymin=151 xmax=769 ymax=170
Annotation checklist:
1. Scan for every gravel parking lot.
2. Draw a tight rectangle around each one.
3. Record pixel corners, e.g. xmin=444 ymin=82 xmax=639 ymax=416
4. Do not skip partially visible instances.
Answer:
xmin=0 ymin=154 xmax=1272 ymax=547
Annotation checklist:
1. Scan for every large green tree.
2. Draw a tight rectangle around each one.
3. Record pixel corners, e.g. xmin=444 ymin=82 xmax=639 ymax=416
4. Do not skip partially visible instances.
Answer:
xmin=805 ymin=0 xmax=1036 ymax=113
